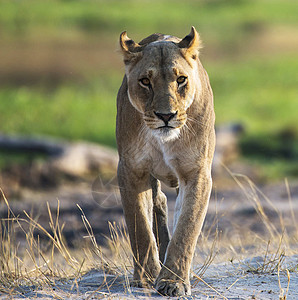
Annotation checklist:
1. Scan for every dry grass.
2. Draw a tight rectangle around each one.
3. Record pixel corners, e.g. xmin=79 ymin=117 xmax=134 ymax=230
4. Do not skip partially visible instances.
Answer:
xmin=191 ymin=170 xmax=298 ymax=298
xmin=0 ymin=188 xmax=133 ymax=298
xmin=0 ymin=171 xmax=298 ymax=298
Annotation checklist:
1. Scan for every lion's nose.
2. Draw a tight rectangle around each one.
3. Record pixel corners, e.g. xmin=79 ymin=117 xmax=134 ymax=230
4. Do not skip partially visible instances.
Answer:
xmin=154 ymin=111 xmax=177 ymax=125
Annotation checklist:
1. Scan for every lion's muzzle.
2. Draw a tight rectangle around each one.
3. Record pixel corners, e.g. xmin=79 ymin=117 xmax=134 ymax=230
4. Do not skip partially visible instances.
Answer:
xmin=154 ymin=111 xmax=177 ymax=127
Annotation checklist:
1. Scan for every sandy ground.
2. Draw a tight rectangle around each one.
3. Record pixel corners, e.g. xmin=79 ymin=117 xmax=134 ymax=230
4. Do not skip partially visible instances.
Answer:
xmin=1 ymin=256 xmax=297 ymax=299
xmin=1 ymin=177 xmax=298 ymax=299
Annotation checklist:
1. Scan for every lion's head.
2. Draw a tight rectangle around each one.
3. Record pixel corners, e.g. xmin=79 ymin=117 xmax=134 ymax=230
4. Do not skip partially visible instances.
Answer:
xmin=120 ymin=27 xmax=202 ymax=142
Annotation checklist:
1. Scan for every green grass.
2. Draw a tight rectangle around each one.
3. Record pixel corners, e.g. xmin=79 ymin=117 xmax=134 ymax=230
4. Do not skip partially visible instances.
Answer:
xmin=1 ymin=0 xmax=297 ymax=39
xmin=210 ymin=56 xmax=298 ymax=134
xmin=0 ymin=0 xmax=297 ymax=179
xmin=0 ymin=73 xmax=120 ymax=148
xmin=209 ymin=56 xmax=298 ymax=179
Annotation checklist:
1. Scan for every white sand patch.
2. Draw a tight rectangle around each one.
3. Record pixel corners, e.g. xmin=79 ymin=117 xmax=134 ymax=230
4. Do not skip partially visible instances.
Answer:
xmin=1 ymin=256 xmax=297 ymax=299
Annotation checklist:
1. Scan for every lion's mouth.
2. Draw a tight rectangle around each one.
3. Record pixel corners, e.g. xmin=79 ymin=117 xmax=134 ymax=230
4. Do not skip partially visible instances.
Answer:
xmin=158 ymin=125 xmax=175 ymax=129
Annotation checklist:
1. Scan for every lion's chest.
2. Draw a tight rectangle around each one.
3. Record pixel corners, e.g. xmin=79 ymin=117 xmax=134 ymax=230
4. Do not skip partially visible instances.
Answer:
xmin=130 ymin=140 xmax=178 ymax=188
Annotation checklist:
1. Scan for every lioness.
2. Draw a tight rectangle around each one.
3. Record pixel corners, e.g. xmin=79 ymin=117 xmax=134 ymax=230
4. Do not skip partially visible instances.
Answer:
xmin=116 ymin=27 xmax=215 ymax=296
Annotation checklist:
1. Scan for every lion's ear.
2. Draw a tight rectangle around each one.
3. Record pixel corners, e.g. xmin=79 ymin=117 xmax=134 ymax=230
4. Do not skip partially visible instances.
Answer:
xmin=119 ymin=31 xmax=143 ymax=64
xmin=178 ymin=26 xmax=201 ymax=60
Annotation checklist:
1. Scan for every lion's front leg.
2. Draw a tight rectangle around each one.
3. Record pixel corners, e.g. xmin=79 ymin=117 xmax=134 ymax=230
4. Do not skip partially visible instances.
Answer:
xmin=155 ymin=169 xmax=212 ymax=296
xmin=118 ymin=161 xmax=161 ymax=286
xmin=151 ymin=176 xmax=170 ymax=264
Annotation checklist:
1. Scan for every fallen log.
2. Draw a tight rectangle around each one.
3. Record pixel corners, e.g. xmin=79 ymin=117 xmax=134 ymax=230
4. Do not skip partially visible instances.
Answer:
xmin=0 ymin=134 xmax=118 ymax=190
xmin=0 ymin=124 xmax=243 ymax=189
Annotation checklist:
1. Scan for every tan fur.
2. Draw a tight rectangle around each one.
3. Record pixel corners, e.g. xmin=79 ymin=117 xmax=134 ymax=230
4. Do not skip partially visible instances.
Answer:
xmin=116 ymin=27 xmax=215 ymax=296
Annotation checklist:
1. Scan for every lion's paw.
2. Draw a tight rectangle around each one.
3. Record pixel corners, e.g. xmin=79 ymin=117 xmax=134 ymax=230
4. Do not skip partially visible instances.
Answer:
xmin=155 ymin=279 xmax=191 ymax=296
xmin=130 ymin=279 xmax=151 ymax=289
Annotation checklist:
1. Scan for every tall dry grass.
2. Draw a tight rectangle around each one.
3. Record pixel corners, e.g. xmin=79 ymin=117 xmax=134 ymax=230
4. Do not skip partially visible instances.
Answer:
xmin=0 ymin=188 xmax=133 ymax=298
xmin=0 ymin=171 xmax=297 ymax=298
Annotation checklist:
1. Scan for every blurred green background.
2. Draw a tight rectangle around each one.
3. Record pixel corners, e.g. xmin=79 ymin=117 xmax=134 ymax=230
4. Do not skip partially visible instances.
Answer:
xmin=0 ymin=0 xmax=297 ymax=180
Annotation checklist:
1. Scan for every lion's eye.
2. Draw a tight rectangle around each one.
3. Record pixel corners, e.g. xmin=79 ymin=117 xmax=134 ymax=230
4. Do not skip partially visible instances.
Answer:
xmin=177 ymin=76 xmax=187 ymax=85
xmin=139 ymin=78 xmax=150 ymax=86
